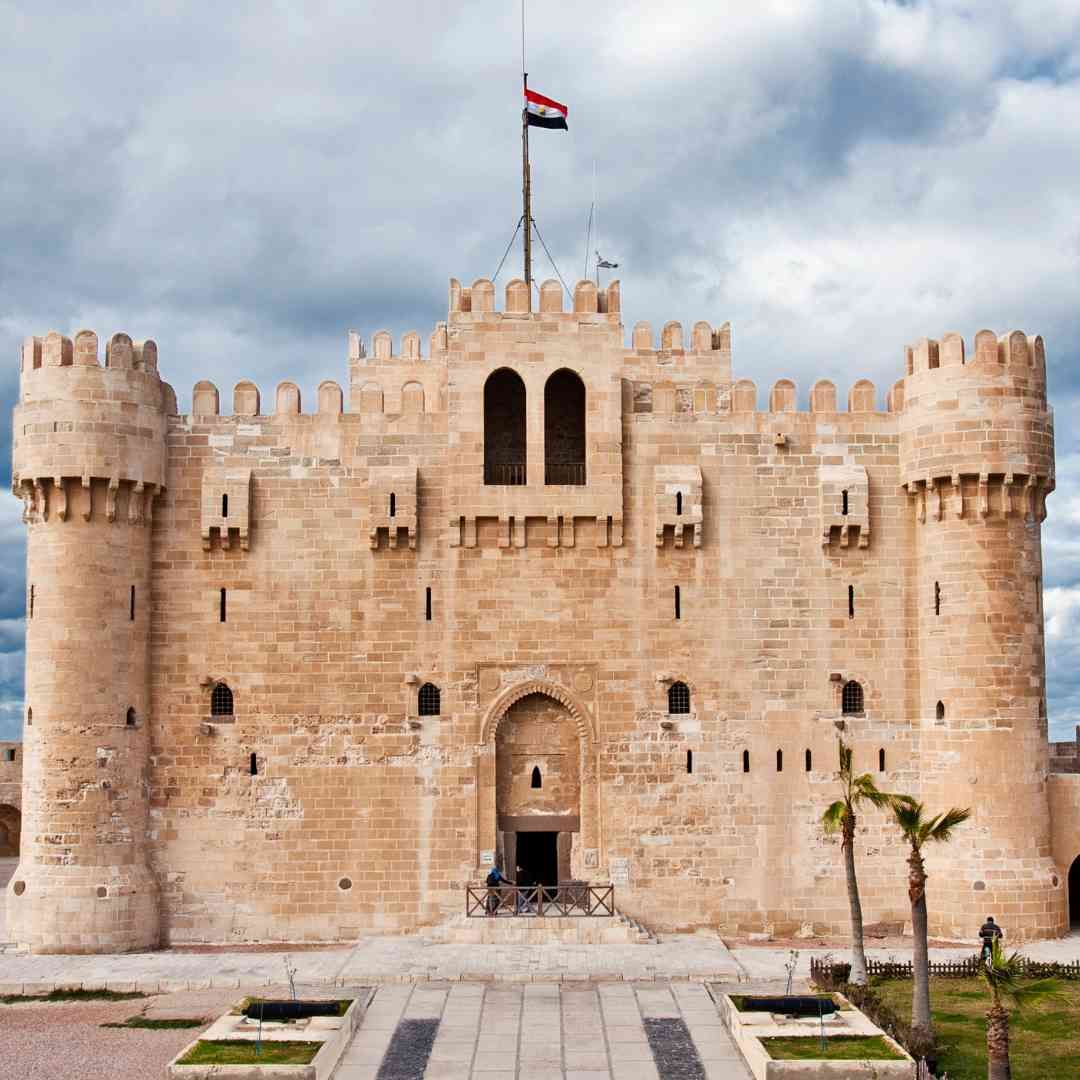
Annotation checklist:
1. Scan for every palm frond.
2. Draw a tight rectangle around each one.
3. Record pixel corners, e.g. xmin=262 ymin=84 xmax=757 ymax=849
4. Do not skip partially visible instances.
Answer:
xmin=925 ymin=806 xmax=971 ymax=843
xmin=821 ymin=800 xmax=848 ymax=833
xmin=837 ymin=739 xmax=853 ymax=777
xmin=982 ymin=940 xmax=1066 ymax=1012
xmin=891 ymin=797 xmax=925 ymax=839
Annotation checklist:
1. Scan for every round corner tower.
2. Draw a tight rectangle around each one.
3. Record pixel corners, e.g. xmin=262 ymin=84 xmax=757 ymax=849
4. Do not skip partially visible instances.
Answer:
xmin=8 ymin=329 xmax=169 ymax=953
xmin=899 ymin=329 xmax=1064 ymax=940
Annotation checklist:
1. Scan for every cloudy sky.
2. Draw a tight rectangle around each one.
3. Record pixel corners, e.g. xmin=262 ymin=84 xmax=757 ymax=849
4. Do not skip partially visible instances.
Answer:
xmin=1 ymin=0 xmax=1078 ymax=741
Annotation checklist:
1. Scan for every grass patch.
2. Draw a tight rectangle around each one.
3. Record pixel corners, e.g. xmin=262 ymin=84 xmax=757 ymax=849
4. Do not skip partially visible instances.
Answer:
xmin=729 ymin=993 xmax=850 ymax=1012
xmin=177 ymin=1039 xmax=322 ymax=1066
xmin=873 ymin=977 xmax=1080 ymax=1080
xmin=762 ymin=1035 xmax=906 ymax=1061
xmin=102 ymin=1016 xmax=207 ymax=1029
xmin=1 ymin=988 xmax=146 ymax=1005
xmin=231 ymin=997 xmax=352 ymax=1018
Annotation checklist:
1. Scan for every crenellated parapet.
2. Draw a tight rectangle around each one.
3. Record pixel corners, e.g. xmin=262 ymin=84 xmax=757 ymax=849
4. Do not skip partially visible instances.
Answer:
xmin=898 ymin=330 xmax=1054 ymax=522
xmin=13 ymin=330 xmax=172 ymax=525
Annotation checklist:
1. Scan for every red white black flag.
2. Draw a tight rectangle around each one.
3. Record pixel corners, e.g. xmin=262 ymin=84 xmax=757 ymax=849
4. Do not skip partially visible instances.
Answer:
xmin=525 ymin=88 xmax=568 ymax=130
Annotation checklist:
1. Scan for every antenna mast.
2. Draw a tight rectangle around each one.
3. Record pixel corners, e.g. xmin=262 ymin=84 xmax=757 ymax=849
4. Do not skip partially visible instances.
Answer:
xmin=521 ymin=1 xmax=532 ymax=301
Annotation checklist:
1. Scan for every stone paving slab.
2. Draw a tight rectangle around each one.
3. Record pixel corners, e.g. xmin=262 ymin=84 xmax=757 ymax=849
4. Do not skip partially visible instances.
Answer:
xmin=337 ymin=982 xmax=752 ymax=1080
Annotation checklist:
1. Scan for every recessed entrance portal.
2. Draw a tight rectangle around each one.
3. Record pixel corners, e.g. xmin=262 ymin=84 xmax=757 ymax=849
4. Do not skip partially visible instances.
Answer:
xmin=0 ymin=804 xmax=20 ymax=857
xmin=516 ymin=831 xmax=558 ymax=888
xmin=1069 ymin=855 xmax=1080 ymax=928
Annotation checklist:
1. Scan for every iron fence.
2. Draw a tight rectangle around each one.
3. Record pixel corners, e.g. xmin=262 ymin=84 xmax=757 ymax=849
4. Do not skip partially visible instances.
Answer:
xmin=544 ymin=462 xmax=586 ymax=486
xmin=811 ymin=954 xmax=1080 ymax=981
xmin=466 ymin=883 xmax=614 ymax=918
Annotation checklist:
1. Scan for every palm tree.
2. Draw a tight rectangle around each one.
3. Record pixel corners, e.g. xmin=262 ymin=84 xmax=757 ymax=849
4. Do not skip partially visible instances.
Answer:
xmin=821 ymin=740 xmax=896 ymax=986
xmin=890 ymin=798 xmax=971 ymax=1042
xmin=979 ymin=938 xmax=1061 ymax=1080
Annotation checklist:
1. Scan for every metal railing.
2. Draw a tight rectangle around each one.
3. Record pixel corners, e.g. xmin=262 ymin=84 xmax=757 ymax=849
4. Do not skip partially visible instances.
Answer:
xmin=484 ymin=462 xmax=527 ymax=486
xmin=466 ymin=883 xmax=614 ymax=918
xmin=544 ymin=462 xmax=586 ymax=486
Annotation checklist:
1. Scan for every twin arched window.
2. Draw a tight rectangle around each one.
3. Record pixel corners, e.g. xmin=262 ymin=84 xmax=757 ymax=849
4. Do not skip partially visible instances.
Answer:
xmin=484 ymin=368 xmax=585 ymax=486
xmin=418 ymin=682 xmax=441 ymax=717
xmin=668 ymin=681 xmax=690 ymax=714
xmin=211 ymin=682 xmax=234 ymax=717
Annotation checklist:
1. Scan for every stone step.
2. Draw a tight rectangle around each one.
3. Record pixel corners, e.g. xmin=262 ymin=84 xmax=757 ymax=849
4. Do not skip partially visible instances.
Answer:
xmin=421 ymin=909 xmax=657 ymax=945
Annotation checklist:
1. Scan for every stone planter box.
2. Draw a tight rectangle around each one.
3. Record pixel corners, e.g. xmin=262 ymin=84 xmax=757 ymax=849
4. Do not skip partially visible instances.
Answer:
xmin=719 ymin=993 xmax=915 ymax=1080
xmin=167 ymin=992 xmax=370 ymax=1080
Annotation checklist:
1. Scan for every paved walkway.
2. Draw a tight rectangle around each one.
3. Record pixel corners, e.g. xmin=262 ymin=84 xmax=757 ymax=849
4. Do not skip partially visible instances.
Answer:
xmin=336 ymin=981 xmax=751 ymax=1080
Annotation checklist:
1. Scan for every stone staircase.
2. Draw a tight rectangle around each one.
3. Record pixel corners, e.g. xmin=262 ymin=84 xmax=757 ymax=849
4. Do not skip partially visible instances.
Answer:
xmin=420 ymin=909 xmax=657 ymax=945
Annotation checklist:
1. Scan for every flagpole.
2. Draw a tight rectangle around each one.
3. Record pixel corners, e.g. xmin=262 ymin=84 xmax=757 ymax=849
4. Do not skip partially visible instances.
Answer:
xmin=522 ymin=73 xmax=532 ymax=302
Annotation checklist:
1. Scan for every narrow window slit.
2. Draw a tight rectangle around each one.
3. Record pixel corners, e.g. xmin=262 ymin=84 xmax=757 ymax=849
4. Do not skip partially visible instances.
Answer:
xmin=686 ymin=749 xmax=693 ymax=774
xmin=878 ymin=748 xmax=886 ymax=772
xmin=841 ymin=489 xmax=849 ymax=516
xmin=805 ymin=748 xmax=812 ymax=772
xmin=742 ymin=749 xmax=750 ymax=773
xmin=250 ymin=752 xmax=258 ymax=776
xmin=220 ymin=588 xmax=227 ymax=623
xmin=676 ymin=492 xmax=683 ymax=516
xmin=389 ymin=492 xmax=396 ymax=518
xmin=221 ymin=493 xmax=228 ymax=518
xmin=936 ymin=700 xmax=945 ymax=721
xmin=531 ymin=766 xmax=542 ymax=789
xmin=934 ymin=581 xmax=941 ymax=616
xmin=848 ymin=584 xmax=855 ymax=619
xmin=425 ymin=586 xmax=432 ymax=622
xmin=776 ymin=749 xmax=783 ymax=772
xmin=130 ymin=585 xmax=136 ymax=621
xmin=674 ymin=585 xmax=681 ymax=620
xmin=29 ymin=584 xmax=34 ymax=619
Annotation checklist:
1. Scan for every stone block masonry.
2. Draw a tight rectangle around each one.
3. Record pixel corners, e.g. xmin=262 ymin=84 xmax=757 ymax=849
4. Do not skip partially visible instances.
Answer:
xmin=7 ymin=277 xmax=1079 ymax=953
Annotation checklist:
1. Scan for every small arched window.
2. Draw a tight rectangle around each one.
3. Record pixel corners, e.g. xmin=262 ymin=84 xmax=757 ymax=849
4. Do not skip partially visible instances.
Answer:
xmin=676 ymin=492 xmax=683 ymax=516
xmin=418 ymin=682 xmax=441 ymax=717
xmin=936 ymin=700 xmax=945 ymax=721
xmin=126 ymin=707 xmax=136 ymax=727
xmin=776 ymin=748 xmax=783 ymax=772
xmin=841 ymin=489 xmax=849 ymax=516
xmin=668 ymin=681 xmax=690 ymax=714
xmin=222 ymin=493 xmax=229 ymax=518
xmin=531 ymin=766 xmax=542 ymax=789
xmin=805 ymin=749 xmax=812 ymax=772
xmin=211 ymin=682 xmax=234 ymax=717
xmin=26 ymin=706 xmax=32 ymax=727
xmin=842 ymin=680 xmax=864 ymax=716
xmin=878 ymin=748 xmax=886 ymax=772
xmin=389 ymin=492 xmax=396 ymax=518
xmin=742 ymin=749 xmax=750 ymax=773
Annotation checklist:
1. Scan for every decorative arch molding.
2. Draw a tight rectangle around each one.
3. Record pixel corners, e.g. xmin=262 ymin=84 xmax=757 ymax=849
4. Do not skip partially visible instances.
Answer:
xmin=479 ymin=679 xmax=596 ymax=746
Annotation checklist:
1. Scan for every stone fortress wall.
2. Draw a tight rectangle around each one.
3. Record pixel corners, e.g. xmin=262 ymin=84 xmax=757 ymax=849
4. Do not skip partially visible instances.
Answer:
xmin=7 ymin=276 xmax=1080 ymax=953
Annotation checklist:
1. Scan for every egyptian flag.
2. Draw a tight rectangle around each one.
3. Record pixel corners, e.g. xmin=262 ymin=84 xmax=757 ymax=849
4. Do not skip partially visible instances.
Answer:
xmin=525 ymin=87 xmax=569 ymax=130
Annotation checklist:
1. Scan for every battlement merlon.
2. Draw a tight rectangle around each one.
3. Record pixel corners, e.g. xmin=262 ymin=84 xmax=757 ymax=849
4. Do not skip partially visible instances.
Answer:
xmin=898 ymin=328 xmax=1054 ymax=504
xmin=13 ymin=330 xmax=172 ymax=511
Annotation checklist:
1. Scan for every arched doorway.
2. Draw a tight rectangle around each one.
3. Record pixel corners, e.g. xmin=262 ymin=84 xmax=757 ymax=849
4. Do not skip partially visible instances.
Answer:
xmin=484 ymin=368 xmax=527 ymax=485
xmin=494 ymin=693 xmax=582 ymax=887
xmin=1070 ymin=855 xmax=1080 ymax=929
xmin=0 ymin=804 xmax=20 ymax=857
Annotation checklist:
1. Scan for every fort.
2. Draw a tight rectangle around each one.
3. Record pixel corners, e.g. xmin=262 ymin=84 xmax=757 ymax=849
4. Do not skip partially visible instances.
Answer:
xmin=6 ymin=275 xmax=1080 ymax=953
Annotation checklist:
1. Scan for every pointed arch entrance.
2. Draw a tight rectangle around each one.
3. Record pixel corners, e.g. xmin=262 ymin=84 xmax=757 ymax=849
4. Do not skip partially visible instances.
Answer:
xmin=477 ymin=680 xmax=599 ymax=883
xmin=1070 ymin=855 xmax=1080 ymax=929
xmin=0 ymin=804 xmax=20 ymax=857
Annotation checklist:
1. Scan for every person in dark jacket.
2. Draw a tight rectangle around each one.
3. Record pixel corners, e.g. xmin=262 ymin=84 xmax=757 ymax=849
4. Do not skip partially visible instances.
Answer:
xmin=979 ymin=916 xmax=1003 ymax=962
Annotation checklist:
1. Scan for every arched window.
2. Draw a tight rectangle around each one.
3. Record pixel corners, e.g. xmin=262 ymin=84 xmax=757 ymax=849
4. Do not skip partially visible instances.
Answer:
xmin=936 ymin=700 xmax=945 ymax=721
xmin=211 ymin=682 xmax=234 ymax=717
xmin=531 ymin=766 xmax=542 ymax=789
xmin=805 ymin=749 xmax=812 ymax=772
xmin=776 ymin=749 xmax=783 ymax=772
xmin=668 ymin=681 xmax=690 ymax=714
xmin=418 ymin=682 xmax=441 ymax=717
xmin=842 ymin=680 xmax=864 ymax=716
xmin=878 ymin=747 xmax=886 ymax=772
xmin=544 ymin=369 xmax=586 ymax=485
xmin=484 ymin=369 xmax=526 ymax=485
xmin=126 ymin=707 xmax=136 ymax=728
xmin=742 ymin=749 xmax=750 ymax=773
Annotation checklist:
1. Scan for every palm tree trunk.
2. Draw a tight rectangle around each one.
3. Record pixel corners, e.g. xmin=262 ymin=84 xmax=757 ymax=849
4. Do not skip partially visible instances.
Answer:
xmin=843 ymin=814 xmax=868 ymax=986
xmin=986 ymin=1002 xmax=1012 ymax=1080
xmin=909 ymin=850 xmax=932 ymax=1040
